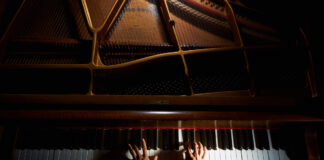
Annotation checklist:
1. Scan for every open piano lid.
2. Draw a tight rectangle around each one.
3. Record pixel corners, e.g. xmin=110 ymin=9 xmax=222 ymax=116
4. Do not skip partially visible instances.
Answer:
xmin=0 ymin=0 xmax=321 ymax=109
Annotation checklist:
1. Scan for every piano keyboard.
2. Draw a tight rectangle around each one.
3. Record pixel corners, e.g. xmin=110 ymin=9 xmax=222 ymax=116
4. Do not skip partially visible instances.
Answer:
xmin=14 ymin=128 xmax=291 ymax=160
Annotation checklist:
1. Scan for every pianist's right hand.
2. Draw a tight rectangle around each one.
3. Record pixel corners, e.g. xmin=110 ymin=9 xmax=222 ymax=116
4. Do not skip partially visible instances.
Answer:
xmin=129 ymin=139 xmax=158 ymax=160
xmin=185 ymin=142 xmax=207 ymax=160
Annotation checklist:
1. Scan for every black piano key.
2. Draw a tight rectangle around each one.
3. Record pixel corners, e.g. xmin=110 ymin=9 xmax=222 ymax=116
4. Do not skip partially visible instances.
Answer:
xmin=233 ymin=129 xmax=241 ymax=149
xmin=169 ymin=129 xmax=174 ymax=150
xmin=199 ymin=129 xmax=206 ymax=147
xmin=16 ymin=130 xmax=25 ymax=149
xmin=130 ymin=129 xmax=136 ymax=146
xmin=217 ymin=129 xmax=225 ymax=149
xmin=120 ymin=129 xmax=129 ymax=150
xmin=245 ymin=129 xmax=254 ymax=149
xmin=138 ymin=129 xmax=142 ymax=149
xmin=189 ymin=129 xmax=195 ymax=144
xmin=261 ymin=129 xmax=270 ymax=150
xmin=206 ymin=129 xmax=211 ymax=150
xmin=85 ymin=129 xmax=94 ymax=149
xmin=90 ymin=129 xmax=98 ymax=149
xmin=65 ymin=129 xmax=74 ymax=149
xmin=103 ymin=129 xmax=113 ymax=150
xmin=153 ymin=129 xmax=157 ymax=149
xmin=270 ymin=129 xmax=280 ymax=149
xmin=162 ymin=129 xmax=169 ymax=150
xmin=211 ymin=129 xmax=217 ymax=150
xmin=254 ymin=129 xmax=269 ymax=150
xmin=146 ymin=129 xmax=152 ymax=150
xmin=131 ymin=129 xmax=141 ymax=149
xmin=175 ymin=129 xmax=179 ymax=150
xmin=183 ymin=129 xmax=189 ymax=145
xmin=72 ymin=129 xmax=82 ymax=149
xmin=254 ymin=129 xmax=263 ymax=149
xmin=111 ymin=129 xmax=120 ymax=149
xmin=240 ymin=129 xmax=247 ymax=150
xmin=96 ymin=129 xmax=104 ymax=149
xmin=54 ymin=129 xmax=64 ymax=149
xmin=225 ymin=129 xmax=233 ymax=149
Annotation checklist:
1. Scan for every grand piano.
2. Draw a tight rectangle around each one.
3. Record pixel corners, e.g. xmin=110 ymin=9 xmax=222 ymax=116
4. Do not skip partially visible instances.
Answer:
xmin=0 ymin=0 xmax=323 ymax=159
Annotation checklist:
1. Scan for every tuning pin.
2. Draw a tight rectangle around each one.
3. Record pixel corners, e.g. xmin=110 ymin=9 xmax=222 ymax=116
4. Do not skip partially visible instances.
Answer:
xmin=169 ymin=19 xmax=175 ymax=26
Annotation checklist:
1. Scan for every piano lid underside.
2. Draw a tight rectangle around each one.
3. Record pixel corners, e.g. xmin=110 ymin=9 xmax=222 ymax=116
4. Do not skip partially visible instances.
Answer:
xmin=0 ymin=0 xmax=315 ymax=101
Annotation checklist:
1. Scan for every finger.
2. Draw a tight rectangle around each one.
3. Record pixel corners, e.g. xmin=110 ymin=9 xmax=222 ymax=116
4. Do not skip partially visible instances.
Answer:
xmin=142 ymin=138 xmax=148 ymax=158
xmin=128 ymin=144 xmax=137 ymax=160
xmin=134 ymin=145 xmax=142 ymax=159
xmin=202 ymin=146 xmax=207 ymax=159
xmin=194 ymin=142 xmax=199 ymax=158
xmin=199 ymin=142 xmax=203 ymax=156
xmin=154 ymin=156 xmax=158 ymax=160
xmin=187 ymin=143 xmax=194 ymax=158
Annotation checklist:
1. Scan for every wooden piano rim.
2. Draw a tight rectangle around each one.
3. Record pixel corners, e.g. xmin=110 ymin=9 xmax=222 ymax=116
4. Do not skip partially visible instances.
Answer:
xmin=0 ymin=94 xmax=299 ymax=106
xmin=0 ymin=110 xmax=323 ymax=121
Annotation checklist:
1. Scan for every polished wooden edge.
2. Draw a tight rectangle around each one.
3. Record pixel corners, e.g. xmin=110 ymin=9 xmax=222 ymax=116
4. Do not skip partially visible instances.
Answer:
xmin=0 ymin=110 xmax=323 ymax=121
xmin=0 ymin=94 xmax=300 ymax=106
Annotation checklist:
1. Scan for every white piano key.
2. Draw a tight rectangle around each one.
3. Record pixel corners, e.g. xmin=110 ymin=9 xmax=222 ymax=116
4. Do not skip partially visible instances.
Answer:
xmin=31 ymin=149 xmax=39 ymax=160
xmin=178 ymin=129 xmax=183 ymax=147
xmin=42 ymin=149 xmax=49 ymax=160
xmin=87 ymin=149 xmax=94 ymax=160
xmin=215 ymin=129 xmax=222 ymax=160
xmin=60 ymin=149 xmax=67 ymax=160
xmin=225 ymin=149 xmax=232 ymax=160
xmin=125 ymin=149 xmax=133 ymax=160
xmin=209 ymin=149 xmax=215 ymax=160
xmin=14 ymin=149 xmax=21 ymax=160
xmin=204 ymin=150 xmax=210 ymax=160
xmin=246 ymin=149 xmax=254 ymax=160
xmin=148 ymin=149 xmax=154 ymax=158
xmin=19 ymin=149 xmax=27 ymax=160
xmin=70 ymin=150 xmax=78 ymax=160
xmin=219 ymin=149 xmax=226 ymax=160
xmin=14 ymin=149 xmax=22 ymax=160
xmin=249 ymin=129 xmax=258 ymax=160
xmin=235 ymin=150 xmax=243 ymax=160
xmin=230 ymin=129 xmax=241 ymax=160
xmin=279 ymin=149 xmax=290 ymax=160
xmin=53 ymin=150 xmax=61 ymax=160
xmin=266 ymin=129 xmax=280 ymax=160
xmin=241 ymin=149 xmax=248 ymax=160
xmin=66 ymin=149 xmax=72 ymax=160
xmin=224 ymin=127 xmax=232 ymax=160
xmin=268 ymin=150 xmax=280 ymax=160
xmin=77 ymin=149 xmax=83 ymax=160
xmin=251 ymin=129 xmax=263 ymax=160
xmin=178 ymin=129 xmax=186 ymax=159
xmin=47 ymin=149 xmax=54 ymax=160
xmin=82 ymin=149 xmax=88 ymax=160
xmin=262 ymin=150 xmax=270 ymax=160
xmin=257 ymin=148 xmax=264 ymax=159
xmin=43 ymin=149 xmax=50 ymax=160
xmin=26 ymin=149 xmax=33 ymax=160
xmin=36 ymin=149 xmax=44 ymax=160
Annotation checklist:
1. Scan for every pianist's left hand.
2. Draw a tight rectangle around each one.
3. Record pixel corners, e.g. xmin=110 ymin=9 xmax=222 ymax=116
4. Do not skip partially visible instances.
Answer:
xmin=129 ymin=138 xmax=158 ymax=160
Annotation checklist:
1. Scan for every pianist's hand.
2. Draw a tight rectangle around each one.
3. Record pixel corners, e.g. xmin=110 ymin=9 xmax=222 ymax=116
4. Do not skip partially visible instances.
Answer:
xmin=185 ymin=142 xmax=207 ymax=160
xmin=129 ymin=139 xmax=158 ymax=160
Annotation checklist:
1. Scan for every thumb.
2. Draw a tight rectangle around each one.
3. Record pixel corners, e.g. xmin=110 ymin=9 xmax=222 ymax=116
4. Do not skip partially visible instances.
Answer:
xmin=154 ymin=156 xmax=158 ymax=160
